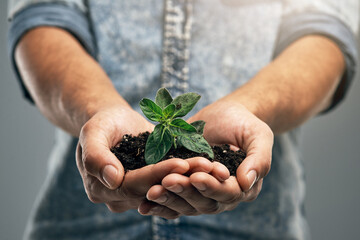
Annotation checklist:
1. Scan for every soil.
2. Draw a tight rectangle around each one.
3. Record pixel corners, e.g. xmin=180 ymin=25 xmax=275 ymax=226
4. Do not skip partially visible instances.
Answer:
xmin=111 ymin=132 xmax=246 ymax=176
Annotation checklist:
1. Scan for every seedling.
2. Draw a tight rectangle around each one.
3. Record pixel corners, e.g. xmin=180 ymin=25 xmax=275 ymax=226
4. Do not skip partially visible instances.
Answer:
xmin=139 ymin=88 xmax=214 ymax=164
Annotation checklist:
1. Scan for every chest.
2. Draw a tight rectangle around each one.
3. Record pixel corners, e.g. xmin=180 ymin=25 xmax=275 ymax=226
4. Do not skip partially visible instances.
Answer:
xmin=88 ymin=0 xmax=283 ymax=106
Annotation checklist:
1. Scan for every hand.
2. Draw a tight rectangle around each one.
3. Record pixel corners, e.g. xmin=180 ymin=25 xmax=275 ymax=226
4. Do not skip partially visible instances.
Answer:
xmin=190 ymin=100 xmax=273 ymax=192
xmin=139 ymin=157 xmax=234 ymax=218
xmin=141 ymin=100 xmax=273 ymax=218
xmin=76 ymin=107 xmax=190 ymax=213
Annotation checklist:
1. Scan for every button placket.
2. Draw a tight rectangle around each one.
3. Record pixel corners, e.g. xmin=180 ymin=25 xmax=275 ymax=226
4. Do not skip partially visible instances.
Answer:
xmin=161 ymin=0 xmax=193 ymax=97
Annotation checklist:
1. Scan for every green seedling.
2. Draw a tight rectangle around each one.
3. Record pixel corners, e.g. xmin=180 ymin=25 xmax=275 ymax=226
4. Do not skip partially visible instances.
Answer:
xmin=139 ymin=88 xmax=214 ymax=164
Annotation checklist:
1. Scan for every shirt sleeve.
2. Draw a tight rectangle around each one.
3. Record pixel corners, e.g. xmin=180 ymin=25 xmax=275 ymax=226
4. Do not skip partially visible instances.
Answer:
xmin=274 ymin=0 xmax=359 ymax=113
xmin=7 ymin=1 xmax=95 ymax=103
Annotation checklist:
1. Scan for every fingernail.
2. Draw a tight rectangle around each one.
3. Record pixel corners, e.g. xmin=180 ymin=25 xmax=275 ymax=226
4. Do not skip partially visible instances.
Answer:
xmin=247 ymin=170 xmax=257 ymax=189
xmin=154 ymin=195 xmax=168 ymax=203
xmin=102 ymin=165 xmax=118 ymax=188
xmin=167 ymin=184 xmax=183 ymax=193
xmin=192 ymin=182 xmax=206 ymax=191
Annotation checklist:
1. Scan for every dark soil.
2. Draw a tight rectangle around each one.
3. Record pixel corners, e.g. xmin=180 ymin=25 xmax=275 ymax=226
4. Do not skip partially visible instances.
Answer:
xmin=111 ymin=132 xmax=246 ymax=176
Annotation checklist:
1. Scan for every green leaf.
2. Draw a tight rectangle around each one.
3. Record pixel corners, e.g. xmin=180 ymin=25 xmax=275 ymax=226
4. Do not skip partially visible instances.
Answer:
xmin=139 ymin=98 xmax=164 ymax=122
xmin=155 ymin=88 xmax=173 ymax=109
xmin=170 ymin=119 xmax=196 ymax=134
xmin=177 ymin=133 xmax=214 ymax=159
xmin=145 ymin=124 xmax=173 ymax=164
xmin=172 ymin=93 xmax=201 ymax=118
xmin=163 ymin=104 xmax=176 ymax=118
xmin=190 ymin=120 xmax=206 ymax=135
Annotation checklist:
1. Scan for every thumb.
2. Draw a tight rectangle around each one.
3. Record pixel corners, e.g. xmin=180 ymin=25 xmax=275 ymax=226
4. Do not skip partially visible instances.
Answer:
xmin=79 ymin=125 xmax=124 ymax=190
xmin=236 ymin=135 xmax=273 ymax=192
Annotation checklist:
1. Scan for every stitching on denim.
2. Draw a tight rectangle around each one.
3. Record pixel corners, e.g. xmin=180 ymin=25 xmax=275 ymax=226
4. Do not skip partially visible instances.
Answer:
xmin=161 ymin=0 xmax=193 ymax=96
xmin=152 ymin=216 xmax=180 ymax=240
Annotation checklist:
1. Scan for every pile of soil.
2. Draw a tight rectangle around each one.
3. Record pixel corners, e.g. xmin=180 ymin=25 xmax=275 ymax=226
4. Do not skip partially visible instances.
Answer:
xmin=111 ymin=132 xmax=246 ymax=176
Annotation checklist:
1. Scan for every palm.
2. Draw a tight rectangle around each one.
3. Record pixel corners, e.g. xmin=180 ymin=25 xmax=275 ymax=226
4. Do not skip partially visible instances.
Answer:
xmin=76 ymin=107 xmax=191 ymax=214
xmin=189 ymin=101 xmax=273 ymax=189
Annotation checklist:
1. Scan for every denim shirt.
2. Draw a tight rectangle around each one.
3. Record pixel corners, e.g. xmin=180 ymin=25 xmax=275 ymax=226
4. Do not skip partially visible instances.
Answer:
xmin=8 ymin=0 xmax=359 ymax=239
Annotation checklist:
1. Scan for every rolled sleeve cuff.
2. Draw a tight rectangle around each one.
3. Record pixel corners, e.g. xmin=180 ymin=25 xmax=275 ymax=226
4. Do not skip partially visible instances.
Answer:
xmin=8 ymin=3 xmax=95 ymax=103
xmin=274 ymin=12 xmax=358 ymax=113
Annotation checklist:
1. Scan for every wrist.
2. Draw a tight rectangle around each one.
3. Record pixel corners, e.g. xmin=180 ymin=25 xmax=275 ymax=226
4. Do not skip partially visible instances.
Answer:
xmin=219 ymin=81 xmax=278 ymax=130
xmin=62 ymin=88 xmax=132 ymax=136
xmin=85 ymin=96 xmax=132 ymax=120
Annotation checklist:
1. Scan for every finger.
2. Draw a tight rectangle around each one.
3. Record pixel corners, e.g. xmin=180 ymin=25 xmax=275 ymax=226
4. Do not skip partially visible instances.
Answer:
xmin=77 ymin=143 xmax=111 ymax=203
xmin=243 ymin=179 xmax=263 ymax=202
xmin=210 ymin=161 xmax=230 ymax=182
xmin=81 ymin=174 xmax=142 ymax=205
xmin=236 ymin=150 xmax=271 ymax=192
xmin=184 ymin=157 xmax=230 ymax=182
xmin=78 ymin=158 xmax=190 ymax=204
xmin=77 ymin=143 xmax=129 ymax=203
xmin=190 ymin=172 xmax=243 ymax=204
xmin=235 ymin=125 xmax=273 ymax=192
xmin=146 ymin=185 xmax=198 ymax=216
xmin=138 ymin=199 xmax=180 ymax=219
xmin=229 ymin=144 xmax=240 ymax=151
xmin=118 ymin=158 xmax=190 ymax=196
xmin=162 ymin=173 xmax=222 ymax=214
xmin=79 ymin=122 xmax=125 ymax=189
xmin=185 ymin=157 xmax=213 ymax=174
xmin=77 ymin=143 xmax=101 ymax=203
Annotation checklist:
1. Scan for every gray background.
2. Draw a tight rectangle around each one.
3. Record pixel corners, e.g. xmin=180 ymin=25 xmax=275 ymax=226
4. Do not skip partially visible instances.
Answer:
xmin=1 ymin=1 xmax=359 ymax=239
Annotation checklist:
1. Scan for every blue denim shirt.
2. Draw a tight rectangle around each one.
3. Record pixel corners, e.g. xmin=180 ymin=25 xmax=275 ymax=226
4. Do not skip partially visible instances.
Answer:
xmin=8 ymin=0 xmax=359 ymax=239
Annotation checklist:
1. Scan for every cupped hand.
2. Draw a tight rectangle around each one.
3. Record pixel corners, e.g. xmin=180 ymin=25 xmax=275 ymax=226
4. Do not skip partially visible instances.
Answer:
xmin=142 ymin=100 xmax=273 ymax=218
xmin=76 ymin=107 xmax=190 ymax=213
xmin=138 ymin=157 xmax=231 ymax=218
xmin=190 ymin=100 xmax=273 ymax=192
xmin=143 ymin=172 xmax=263 ymax=218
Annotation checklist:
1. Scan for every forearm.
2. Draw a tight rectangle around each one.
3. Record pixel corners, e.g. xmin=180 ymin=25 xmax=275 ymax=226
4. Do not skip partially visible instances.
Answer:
xmin=15 ymin=27 xmax=130 ymax=136
xmin=223 ymin=35 xmax=345 ymax=134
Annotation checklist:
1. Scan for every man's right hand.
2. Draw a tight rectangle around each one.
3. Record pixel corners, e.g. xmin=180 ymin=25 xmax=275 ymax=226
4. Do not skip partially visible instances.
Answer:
xmin=75 ymin=107 xmax=190 ymax=213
